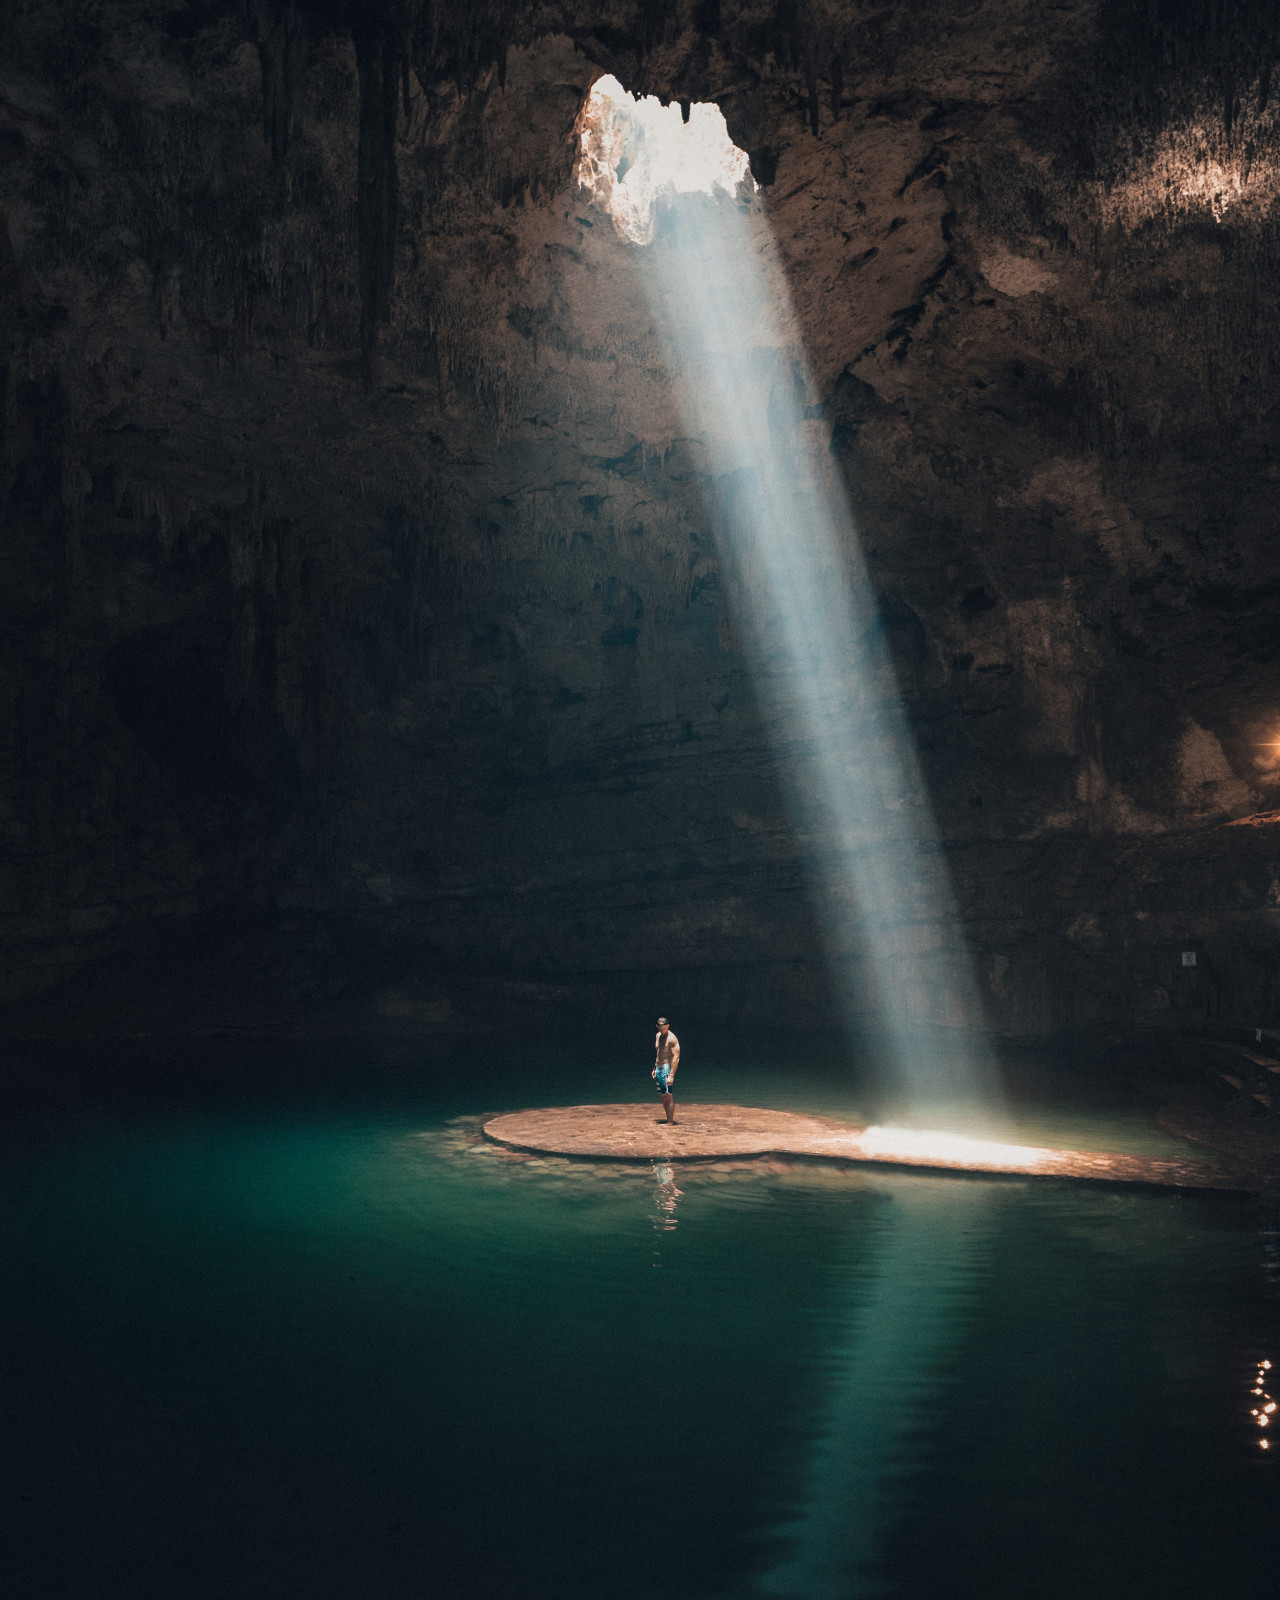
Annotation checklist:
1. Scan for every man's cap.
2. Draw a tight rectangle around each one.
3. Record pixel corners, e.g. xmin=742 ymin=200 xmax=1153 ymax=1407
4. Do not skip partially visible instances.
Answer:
xmin=657 ymin=1016 xmax=668 ymax=1025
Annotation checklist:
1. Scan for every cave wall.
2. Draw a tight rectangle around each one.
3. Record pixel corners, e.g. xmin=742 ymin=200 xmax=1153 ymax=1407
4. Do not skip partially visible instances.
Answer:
xmin=4 ymin=0 xmax=1280 ymax=1043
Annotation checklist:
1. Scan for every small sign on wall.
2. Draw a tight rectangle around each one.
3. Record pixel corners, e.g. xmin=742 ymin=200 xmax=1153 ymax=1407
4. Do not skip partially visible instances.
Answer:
xmin=1182 ymin=951 xmax=1197 ymax=967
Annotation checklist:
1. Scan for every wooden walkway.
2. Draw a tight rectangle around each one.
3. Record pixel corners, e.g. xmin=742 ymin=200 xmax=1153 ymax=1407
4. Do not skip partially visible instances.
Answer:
xmin=481 ymin=1103 xmax=1255 ymax=1191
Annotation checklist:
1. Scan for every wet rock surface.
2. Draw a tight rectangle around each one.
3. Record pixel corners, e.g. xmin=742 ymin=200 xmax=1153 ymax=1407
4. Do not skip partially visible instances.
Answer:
xmin=1156 ymin=1084 xmax=1280 ymax=1194
xmin=3 ymin=2 xmax=1280 ymax=1044
xmin=482 ymin=1101 xmax=1254 ymax=1189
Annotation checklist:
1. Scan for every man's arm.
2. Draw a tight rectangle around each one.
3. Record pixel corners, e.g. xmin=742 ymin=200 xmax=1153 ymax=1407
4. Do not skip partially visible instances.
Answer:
xmin=668 ymin=1036 xmax=680 ymax=1076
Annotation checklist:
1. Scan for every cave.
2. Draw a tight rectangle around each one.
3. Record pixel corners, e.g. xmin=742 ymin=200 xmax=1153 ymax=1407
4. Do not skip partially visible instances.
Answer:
xmin=5 ymin=3 xmax=1280 ymax=1595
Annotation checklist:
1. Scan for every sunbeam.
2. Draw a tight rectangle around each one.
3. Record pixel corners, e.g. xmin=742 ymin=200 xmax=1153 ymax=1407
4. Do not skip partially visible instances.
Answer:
xmin=580 ymin=78 xmax=997 ymax=1107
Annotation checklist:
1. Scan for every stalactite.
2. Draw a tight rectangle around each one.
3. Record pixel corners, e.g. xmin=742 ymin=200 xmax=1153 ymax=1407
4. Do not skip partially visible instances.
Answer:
xmin=803 ymin=33 xmax=819 ymax=137
xmin=245 ymin=0 xmax=311 ymax=167
xmin=245 ymin=0 xmax=522 ymax=395
xmin=639 ymin=0 xmax=675 ymax=57
xmin=352 ymin=8 xmax=404 ymax=390
xmin=1099 ymin=0 xmax=1280 ymax=143
xmin=774 ymin=0 xmax=827 ymax=140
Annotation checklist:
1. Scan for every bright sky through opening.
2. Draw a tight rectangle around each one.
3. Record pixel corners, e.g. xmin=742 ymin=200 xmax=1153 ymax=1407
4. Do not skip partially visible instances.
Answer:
xmin=579 ymin=79 xmax=995 ymax=1107
xmin=578 ymin=74 xmax=754 ymax=244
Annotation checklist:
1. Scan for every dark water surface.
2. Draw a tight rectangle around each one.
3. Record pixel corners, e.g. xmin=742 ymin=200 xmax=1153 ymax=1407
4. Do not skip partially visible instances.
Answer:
xmin=3 ymin=1046 xmax=1278 ymax=1598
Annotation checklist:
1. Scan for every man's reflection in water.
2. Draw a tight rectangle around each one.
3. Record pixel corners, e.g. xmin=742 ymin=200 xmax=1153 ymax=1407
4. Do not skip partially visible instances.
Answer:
xmin=653 ymin=1162 xmax=682 ymax=1230
xmin=759 ymin=1176 xmax=998 ymax=1598
xmin=651 ymin=1162 xmax=683 ymax=1265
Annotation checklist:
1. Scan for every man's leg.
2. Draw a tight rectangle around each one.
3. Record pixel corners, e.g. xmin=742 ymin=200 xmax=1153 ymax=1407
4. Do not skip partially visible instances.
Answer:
xmin=661 ymin=1090 xmax=675 ymax=1123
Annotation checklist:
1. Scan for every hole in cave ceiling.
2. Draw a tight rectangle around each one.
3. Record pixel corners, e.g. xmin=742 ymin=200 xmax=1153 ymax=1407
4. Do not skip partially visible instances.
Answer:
xmin=576 ymin=74 xmax=755 ymax=246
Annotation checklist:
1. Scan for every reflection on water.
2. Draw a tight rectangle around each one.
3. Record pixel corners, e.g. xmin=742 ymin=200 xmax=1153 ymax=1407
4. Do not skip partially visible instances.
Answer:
xmin=760 ymin=1177 xmax=995 ymax=1598
xmin=4 ymin=1067 xmax=1279 ymax=1600
xmin=1263 ymin=1223 xmax=1280 ymax=1287
xmin=1252 ymin=1358 xmax=1275 ymax=1450
xmin=652 ymin=1162 xmax=683 ymax=1233
xmin=652 ymin=1160 xmax=683 ymax=1271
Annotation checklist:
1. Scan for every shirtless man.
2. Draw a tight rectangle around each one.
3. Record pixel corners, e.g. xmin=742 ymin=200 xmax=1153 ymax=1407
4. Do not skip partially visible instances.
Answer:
xmin=652 ymin=1017 xmax=680 ymax=1123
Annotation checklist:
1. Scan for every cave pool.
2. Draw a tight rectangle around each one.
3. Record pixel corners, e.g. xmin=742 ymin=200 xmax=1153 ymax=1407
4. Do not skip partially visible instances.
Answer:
xmin=4 ymin=1045 xmax=1278 ymax=1599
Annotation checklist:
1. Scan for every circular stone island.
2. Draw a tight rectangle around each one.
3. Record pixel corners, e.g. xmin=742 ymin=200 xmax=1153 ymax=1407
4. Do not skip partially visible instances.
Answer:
xmin=481 ymin=1103 xmax=1255 ymax=1191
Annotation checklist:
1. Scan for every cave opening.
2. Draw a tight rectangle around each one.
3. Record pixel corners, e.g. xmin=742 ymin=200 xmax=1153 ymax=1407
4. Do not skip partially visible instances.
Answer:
xmin=576 ymin=73 xmax=755 ymax=245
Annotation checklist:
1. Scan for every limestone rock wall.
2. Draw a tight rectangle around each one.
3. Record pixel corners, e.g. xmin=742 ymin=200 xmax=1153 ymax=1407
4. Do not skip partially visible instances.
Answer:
xmin=3 ymin=0 xmax=1280 ymax=1043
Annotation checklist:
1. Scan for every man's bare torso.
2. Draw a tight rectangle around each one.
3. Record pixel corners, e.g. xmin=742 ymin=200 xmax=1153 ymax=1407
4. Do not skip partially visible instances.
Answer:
xmin=655 ymin=1029 xmax=679 ymax=1067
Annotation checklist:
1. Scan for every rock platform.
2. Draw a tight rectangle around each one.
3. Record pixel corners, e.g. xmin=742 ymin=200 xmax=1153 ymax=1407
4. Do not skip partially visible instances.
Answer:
xmin=481 ymin=1103 xmax=1255 ymax=1191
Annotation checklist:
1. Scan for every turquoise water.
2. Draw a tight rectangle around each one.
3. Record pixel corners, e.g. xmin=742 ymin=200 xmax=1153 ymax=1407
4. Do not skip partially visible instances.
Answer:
xmin=3 ymin=1050 xmax=1278 ymax=1598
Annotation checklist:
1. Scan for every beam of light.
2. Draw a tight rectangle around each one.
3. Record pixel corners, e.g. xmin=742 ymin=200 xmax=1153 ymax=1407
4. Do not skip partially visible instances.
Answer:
xmin=852 ymin=1125 xmax=1055 ymax=1171
xmin=579 ymin=80 xmax=996 ymax=1107
xmin=757 ymin=1179 xmax=997 ymax=1597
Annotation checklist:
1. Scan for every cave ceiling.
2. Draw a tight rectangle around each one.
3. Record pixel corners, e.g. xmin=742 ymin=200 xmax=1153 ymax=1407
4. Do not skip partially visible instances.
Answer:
xmin=4 ymin=0 xmax=1280 ymax=1042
